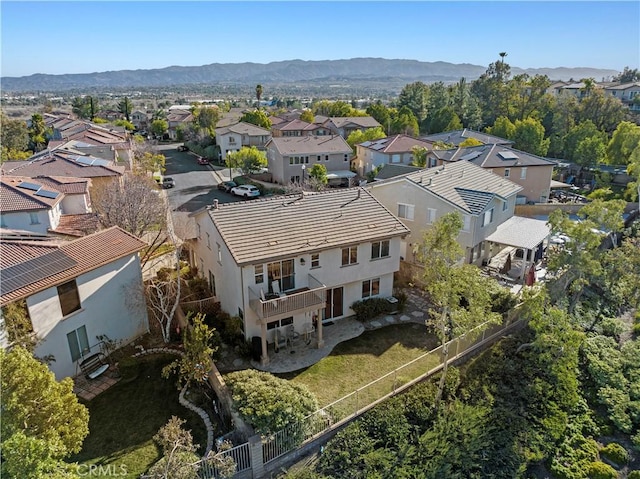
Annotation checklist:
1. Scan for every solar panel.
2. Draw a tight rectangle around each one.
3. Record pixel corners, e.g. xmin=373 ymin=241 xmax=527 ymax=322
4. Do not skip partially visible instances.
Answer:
xmin=34 ymin=189 xmax=59 ymax=199
xmin=0 ymin=250 xmax=77 ymax=295
xmin=460 ymin=151 xmax=482 ymax=161
xmin=91 ymin=159 xmax=110 ymax=166
xmin=498 ymin=151 xmax=519 ymax=160
xmin=75 ymin=157 xmax=94 ymax=165
xmin=17 ymin=181 xmax=41 ymax=191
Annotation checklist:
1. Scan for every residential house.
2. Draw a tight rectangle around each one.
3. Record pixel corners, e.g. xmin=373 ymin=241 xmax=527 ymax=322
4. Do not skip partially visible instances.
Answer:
xmin=354 ymin=134 xmax=435 ymax=176
xmin=322 ymin=116 xmax=382 ymax=139
xmin=188 ymin=188 xmax=410 ymax=364
xmin=429 ymin=144 xmax=555 ymax=204
xmin=421 ymin=129 xmax=513 ymax=148
xmin=266 ymin=135 xmax=353 ymax=185
xmin=605 ymin=82 xmax=640 ymax=111
xmin=0 ymin=176 xmax=95 ymax=237
xmin=367 ymin=160 xmax=532 ymax=266
xmin=131 ymin=110 xmax=149 ymax=131
xmin=166 ymin=109 xmax=193 ymax=140
xmin=271 ymin=119 xmax=331 ymax=138
xmin=1 ymin=150 xmax=124 ymax=193
xmin=215 ymin=122 xmax=272 ymax=161
xmin=0 ymin=227 xmax=149 ymax=380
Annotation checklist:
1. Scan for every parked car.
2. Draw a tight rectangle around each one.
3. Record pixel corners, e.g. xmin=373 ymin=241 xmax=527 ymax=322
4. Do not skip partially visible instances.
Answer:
xmin=197 ymin=156 xmax=209 ymax=165
xmin=162 ymin=177 xmax=176 ymax=188
xmin=217 ymin=181 xmax=237 ymax=193
xmin=177 ymin=145 xmax=188 ymax=152
xmin=231 ymin=184 xmax=260 ymax=198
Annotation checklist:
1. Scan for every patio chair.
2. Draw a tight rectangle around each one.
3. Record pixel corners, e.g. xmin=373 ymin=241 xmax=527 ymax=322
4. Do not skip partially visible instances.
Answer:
xmin=274 ymin=328 xmax=287 ymax=353
xmin=302 ymin=322 xmax=316 ymax=345
xmin=286 ymin=324 xmax=300 ymax=347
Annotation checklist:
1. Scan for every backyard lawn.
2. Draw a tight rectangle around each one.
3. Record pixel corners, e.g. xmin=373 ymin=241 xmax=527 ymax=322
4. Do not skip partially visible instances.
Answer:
xmin=70 ymin=355 xmax=208 ymax=479
xmin=280 ymin=322 xmax=440 ymax=407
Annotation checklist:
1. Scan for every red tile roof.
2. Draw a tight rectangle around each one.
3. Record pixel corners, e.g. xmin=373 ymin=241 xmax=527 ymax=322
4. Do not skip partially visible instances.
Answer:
xmin=1 ymin=226 xmax=147 ymax=305
xmin=51 ymin=213 xmax=100 ymax=237
xmin=1 ymin=152 xmax=124 ymax=179
xmin=0 ymin=176 xmax=64 ymax=212
xmin=33 ymin=176 xmax=90 ymax=195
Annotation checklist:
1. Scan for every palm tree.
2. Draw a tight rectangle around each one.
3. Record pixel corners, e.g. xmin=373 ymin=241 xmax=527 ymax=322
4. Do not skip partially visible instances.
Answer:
xmin=256 ymin=84 xmax=263 ymax=109
xmin=499 ymin=52 xmax=507 ymax=64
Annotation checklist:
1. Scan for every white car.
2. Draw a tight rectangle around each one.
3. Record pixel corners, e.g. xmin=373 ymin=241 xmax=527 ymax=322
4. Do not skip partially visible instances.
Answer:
xmin=231 ymin=184 xmax=260 ymax=198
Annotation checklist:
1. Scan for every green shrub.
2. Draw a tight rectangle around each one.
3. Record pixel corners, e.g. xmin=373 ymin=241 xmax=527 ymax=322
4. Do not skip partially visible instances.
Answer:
xmin=489 ymin=286 xmax=517 ymax=316
xmin=351 ymin=297 xmax=392 ymax=321
xmin=633 ymin=322 xmax=640 ymax=336
xmin=394 ymin=290 xmax=408 ymax=312
xmin=600 ymin=442 xmax=629 ymax=465
xmin=587 ymin=461 xmax=617 ymax=479
xmin=627 ymin=471 xmax=640 ymax=479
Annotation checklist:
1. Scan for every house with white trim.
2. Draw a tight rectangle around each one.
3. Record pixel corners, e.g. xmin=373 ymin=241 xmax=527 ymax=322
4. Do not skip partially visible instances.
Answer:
xmin=189 ymin=188 xmax=410 ymax=364
xmin=215 ymin=122 xmax=272 ymax=161
xmin=354 ymin=134 xmax=435 ymax=176
xmin=0 ymin=227 xmax=149 ymax=380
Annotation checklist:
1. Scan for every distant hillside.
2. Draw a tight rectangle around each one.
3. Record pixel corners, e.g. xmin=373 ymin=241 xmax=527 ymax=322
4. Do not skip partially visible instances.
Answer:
xmin=0 ymin=58 xmax=619 ymax=92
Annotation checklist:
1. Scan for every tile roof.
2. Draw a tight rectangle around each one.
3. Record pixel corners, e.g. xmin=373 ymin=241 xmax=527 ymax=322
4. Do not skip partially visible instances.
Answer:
xmin=215 ymin=122 xmax=271 ymax=136
xmin=605 ymin=82 xmax=640 ymax=91
xmin=51 ymin=213 xmax=100 ymax=237
xmin=0 ymin=176 xmax=64 ymax=212
xmin=0 ymin=226 xmax=147 ymax=305
xmin=202 ymin=188 xmax=410 ymax=265
xmin=272 ymin=119 xmax=317 ymax=131
xmin=421 ymin=129 xmax=513 ymax=146
xmin=360 ymin=134 xmax=434 ymax=154
xmin=327 ymin=117 xmax=381 ymax=129
xmin=267 ymin=135 xmax=351 ymax=155
xmin=433 ymin=144 xmax=554 ymax=168
xmin=373 ymin=161 xmax=522 ymax=215
xmin=1 ymin=151 xmax=124 ymax=179
xmin=33 ymin=176 xmax=90 ymax=195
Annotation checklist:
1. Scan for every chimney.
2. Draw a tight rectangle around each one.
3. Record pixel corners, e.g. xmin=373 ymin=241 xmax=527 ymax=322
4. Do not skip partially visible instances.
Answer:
xmin=213 ymin=199 xmax=219 ymax=209
xmin=357 ymin=189 xmax=361 ymax=199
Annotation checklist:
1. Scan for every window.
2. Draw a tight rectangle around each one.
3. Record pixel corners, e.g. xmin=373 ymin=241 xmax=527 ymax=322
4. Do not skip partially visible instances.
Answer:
xmin=255 ymin=264 xmax=264 ymax=284
xmin=267 ymin=317 xmax=293 ymax=330
xmin=504 ymin=168 xmax=511 ymax=177
xmin=316 ymin=155 xmax=321 ymax=161
xmin=482 ymin=208 xmax=494 ymax=227
xmin=427 ymin=208 xmax=437 ymax=224
xmin=67 ymin=325 xmax=89 ymax=362
xmin=29 ymin=212 xmax=40 ymax=224
xmin=217 ymin=243 xmax=222 ymax=264
xmin=197 ymin=223 xmax=201 ymax=239
xmin=392 ymin=154 xmax=401 ymax=163
xmin=206 ymin=232 xmax=211 ymax=250
xmin=371 ymin=240 xmax=390 ymax=259
xmin=58 ymin=280 xmax=81 ymax=317
xmin=289 ymin=157 xmax=293 ymax=165
xmin=228 ymin=137 xmax=236 ymax=144
xmin=462 ymin=215 xmax=471 ymax=232
xmin=311 ymin=253 xmax=320 ymax=268
xmin=429 ymin=157 xmax=438 ymax=167
xmin=341 ymin=246 xmax=358 ymax=266
xmin=325 ymin=155 xmax=329 ymax=161
xmin=267 ymin=259 xmax=295 ymax=292
xmin=209 ymin=271 xmax=216 ymax=296
xmin=344 ymin=154 xmax=349 ymax=162
xmin=520 ymin=167 xmax=527 ymax=179
xmin=503 ymin=200 xmax=508 ymax=211
xmin=0 ymin=215 xmax=6 ymax=228
xmin=397 ymin=203 xmax=415 ymax=221
xmin=362 ymin=278 xmax=380 ymax=298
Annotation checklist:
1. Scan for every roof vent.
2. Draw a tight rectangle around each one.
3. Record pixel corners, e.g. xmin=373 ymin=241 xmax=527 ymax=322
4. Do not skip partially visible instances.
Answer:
xmin=213 ymin=199 xmax=219 ymax=209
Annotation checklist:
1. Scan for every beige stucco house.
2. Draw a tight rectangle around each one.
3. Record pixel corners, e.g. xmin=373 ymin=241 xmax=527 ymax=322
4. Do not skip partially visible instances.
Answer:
xmin=215 ymin=122 xmax=272 ymax=161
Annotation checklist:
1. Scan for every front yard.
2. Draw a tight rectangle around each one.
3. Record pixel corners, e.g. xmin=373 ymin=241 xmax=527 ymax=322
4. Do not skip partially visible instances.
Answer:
xmin=279 ymin=322 xmax=439 ymax=407
xmin=71 ymin=355 xmax=208 ymax=479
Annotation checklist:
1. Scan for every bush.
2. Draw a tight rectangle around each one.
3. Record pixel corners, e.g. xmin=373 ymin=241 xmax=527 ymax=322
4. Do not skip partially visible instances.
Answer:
xmin=489 ymin=286 xmax=518 ymax=316
xmin=633 ymin=322 xmax=640 ymax=336
xmin=394 ymin=290 xmax=408 ymax=312
xmin=600 ymin=442 xmax=629 ymax=465
xmin=627 ymin=471 xmax=640 ymax=479
xmin=351 ymin=297 xmax=392 ymax=321
xmin=587 ymin=461 xmax=617 ymax=479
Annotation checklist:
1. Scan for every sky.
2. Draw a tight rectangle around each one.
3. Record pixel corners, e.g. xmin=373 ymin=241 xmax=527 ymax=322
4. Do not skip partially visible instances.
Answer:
xmin=1 ymin=1 xmax=639 ymax=78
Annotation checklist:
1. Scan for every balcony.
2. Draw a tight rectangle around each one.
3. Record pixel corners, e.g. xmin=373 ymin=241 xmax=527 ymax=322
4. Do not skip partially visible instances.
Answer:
xmin=248 ymin=274 xmax=326 ymax=322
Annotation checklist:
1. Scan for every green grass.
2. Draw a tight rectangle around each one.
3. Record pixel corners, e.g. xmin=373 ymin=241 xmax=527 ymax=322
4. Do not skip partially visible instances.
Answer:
xmin=280 ymin=323 xmax=439 ymax=408
xmin=70 ymin=355 xmax=207 ymax=479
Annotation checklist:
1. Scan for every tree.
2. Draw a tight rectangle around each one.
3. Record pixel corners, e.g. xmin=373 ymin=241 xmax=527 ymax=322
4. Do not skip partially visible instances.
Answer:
xmin=93 ymin=173 xmax=169 ymax=265
xmin=398 ymin=81 xmax=429 ymax=123
xmin=145 ymin=416 xmax=201 ymax=479
xmin=410 ymin=146 xmax=429 ymax=167
xmin=512 ymin=117 xmax=550 ymax=156
xmin=239 ymin=109 xmax=271 ymax=129
xmin=390 ymin=106 xmax=420 ymax=137
xmin=0 ymin=346 xmax=89 ymax=477
xmin=606 ymin=121 xmax=640 ymax=165
xmin=151 ymin=119 xmax=169 ymax=139
xmin=136 ymin=151 xmax=167 ymax=175
xmin=366 ymin=101 xmax=392 ymax=133
xmin=345 ymin=126 xmax=386 ymax=153
xmin=415 ymin=212 xmax=501 ymax=404
xmin=426 ymin=106 xmax=462 ymax=134
xmin=255 ymin=84 xmax=263 ymax=108
xmin=225 ymin=146 xmax=267 ymax=175
xmin=114 ymin=119 xmax=135 ymax=131
xmin=486 ymin=116 xmax=515 ymax=140
xmin=163 ymin=313 xmax=217 ymax=387
xmin=563 ymin=120 xmax=603 ymax=164
xmin=0 ymin=300 xmax=36 ymax=350
xmin=225 ymin=369 xmax=318 ymax=434
xmin=308 ymin=163 xmax=328 ymax=187
xmin=72 ymin=96 xmax=93 ymax=119
xmin=28 ymin=113 xmax=49 ymax=152
xmin=575 ymin=135 xmax=607 ymax=167
xmin=299 ymin=109 xmax=314 ymax=123
xmin=577 ymin=88 xmax=626 ymax=133
xmin=614 ymin=66 xmax=640 ymax=83
xmin=118 ymin=96 xmax=133 ymax=122
xmin=1 ymin=111 xmax=30 ymax=162
xmin=471 ymin=55 xmax=512 ymax=125
xmin=459 ymin=137 xmax=483 ymax=147
xmin=191 ymin=105 xmax=220 ymax=135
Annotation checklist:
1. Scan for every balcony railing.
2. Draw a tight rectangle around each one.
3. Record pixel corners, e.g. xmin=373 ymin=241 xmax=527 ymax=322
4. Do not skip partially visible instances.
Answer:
xmin=248 ymin=274 xmax=326 ymax=321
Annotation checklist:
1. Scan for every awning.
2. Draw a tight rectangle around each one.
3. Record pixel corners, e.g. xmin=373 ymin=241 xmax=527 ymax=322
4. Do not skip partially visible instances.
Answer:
xmin=486 ymin=216 xmax=551 ymax=250
xmin=326 ymin=170 xmax=357 ymax=179
xmin=550 ymin=180 xmax=572 ymax=189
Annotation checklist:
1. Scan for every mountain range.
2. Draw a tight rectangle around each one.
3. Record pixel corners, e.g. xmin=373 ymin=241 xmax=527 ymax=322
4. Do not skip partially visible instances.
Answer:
xmin=0 ymin=58 xmax=620 ymax=93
